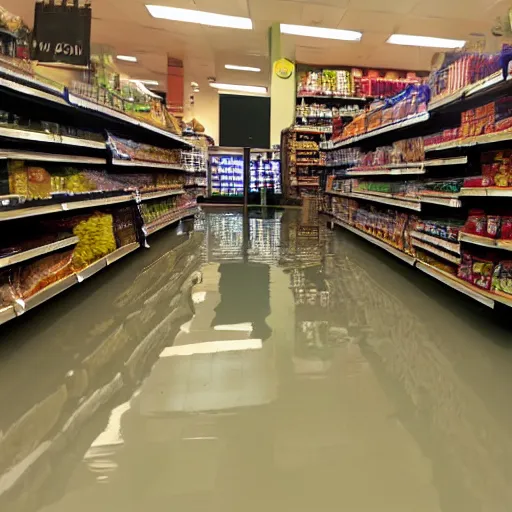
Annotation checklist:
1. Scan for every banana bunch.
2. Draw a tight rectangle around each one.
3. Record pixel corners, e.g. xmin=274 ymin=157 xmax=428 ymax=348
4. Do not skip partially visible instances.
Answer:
xmin=72 ymin=213 xmax=117 ymax=270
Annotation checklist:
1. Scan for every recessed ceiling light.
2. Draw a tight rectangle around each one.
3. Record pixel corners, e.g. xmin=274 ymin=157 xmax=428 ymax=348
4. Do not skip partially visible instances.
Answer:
xmin=146 ymin=5 xmax=252 ymax=30
xmin=280 ymin=24 xmax=362 ymax=41
xmin=191 ymin=81 xmax=199 ymax=87
xmin=193 ymin=87 xmax=200 ymax=93
xmin=117 ymin=55 xmax=137 ymax=62
xmin=225 ymin=64 xmax=261 ymax=72
xmin=209 ymin=83 xmax=267 ymax=94
xmin=387 ymin=34 xmax=466 ymax=49
xmin=129 ymin=79 xmax=159 ymax=86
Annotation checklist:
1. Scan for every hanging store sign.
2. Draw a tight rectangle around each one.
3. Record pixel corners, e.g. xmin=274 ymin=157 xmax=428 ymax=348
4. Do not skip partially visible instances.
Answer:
xmin=274 ymin=58 xmax=294 ymax=79
xmin=31 ymin=0 xmax=91 ymax=66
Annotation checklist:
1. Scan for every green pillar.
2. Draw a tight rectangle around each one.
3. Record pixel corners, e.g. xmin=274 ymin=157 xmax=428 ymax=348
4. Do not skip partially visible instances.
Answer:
xmin=269 ymin=23 xmax=295 ymax=146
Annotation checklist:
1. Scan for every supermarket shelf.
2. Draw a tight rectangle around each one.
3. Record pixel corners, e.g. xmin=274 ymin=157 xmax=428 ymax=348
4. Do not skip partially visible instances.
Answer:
xmin=428 ymin=71 xmax=505 ymax=111
xmin=0 ymin=150 xmax=106 ymax=165
xmin=297 ymin=94 xmax=368 ymax=101
xmin=294 ymin=126 xmax=332 ymax=134
xmin=106 ymin=242 xmax=140 ymax=265
xmin=416 ymin=261 xmax=496 ymax=309
xmin=333 ymin=218 xmax=416 ymax=265
xmin=68 ymin=93 xmax=193 ymax=148
xmin=424 ymin=156 xmax=468 ymax=167
xmin=411 ymin=238 xmax=461 ymax=265
xmin=0 ymin=76 xmax=69 ymax=107
xmin=425 ymin=131 xmax=512 ymax=152
xmin=411 ymin=231 xmax=461 ymax=254
xmin=0 ymin=126 xmax=106 ymax=149
xmin=459 ymin=187 xmax=512 ymax=197
xmin=343 ymin=156 xmax=466 ymax=175
xmin=327 ymin=190 xmax=421 ymax=211
xmin=0 ymin=305 xmax=15 ymax=326
xmin=112 ymin=158 xmax=187 ymax=172
xmin=459 ymin=232 xmax=512 ymax=251
xmin=418 ymin=194 xmax=462 ymax=208
xmin=24 ymin=244 xmax=141 ymax=313
xmin=0 ymin=63 xmax=64 ymax=96
xmin=327 ymin=112 xmax=430 ymax=149
xmin=0 ymin=236 xmax=79 ymax=269
xmin=345 ymin=167 xmax=425 ymax=177
xmin=139 ymin=189 xmax=185 ymax=201
xmin=146 ymin=207 xmax=198 ymax=235
xmin=0 ymin=194 xmax=134 ymax=222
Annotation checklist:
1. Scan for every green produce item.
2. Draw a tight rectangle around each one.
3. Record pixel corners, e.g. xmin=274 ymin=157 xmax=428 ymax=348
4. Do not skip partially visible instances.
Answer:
xmin=72 ymin=213 xmax=117 ymax=270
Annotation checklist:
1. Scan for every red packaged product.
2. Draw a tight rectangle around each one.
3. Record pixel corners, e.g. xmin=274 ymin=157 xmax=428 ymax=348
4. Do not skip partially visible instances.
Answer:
xmin=487 ymin=215 xmax=501 ymax=239
xmin=501 ymin=217 xmax=512 ymax=239
xmin=464 ymin=209 xmax=487 ymax=236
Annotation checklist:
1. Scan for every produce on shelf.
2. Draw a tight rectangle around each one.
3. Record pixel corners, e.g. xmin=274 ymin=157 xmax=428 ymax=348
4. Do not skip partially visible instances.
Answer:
xmin=72 ymin=213 xmax=117 ymax=270
xmin=108 ymin=134 xmax=182 ymax=165
xmin=0 ymin=250 xmax=75 ymax=307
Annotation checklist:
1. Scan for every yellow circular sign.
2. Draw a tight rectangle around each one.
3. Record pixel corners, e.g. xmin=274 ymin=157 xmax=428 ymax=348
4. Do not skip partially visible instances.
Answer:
xmin=274 ymin=58 xmax=294 ymax=79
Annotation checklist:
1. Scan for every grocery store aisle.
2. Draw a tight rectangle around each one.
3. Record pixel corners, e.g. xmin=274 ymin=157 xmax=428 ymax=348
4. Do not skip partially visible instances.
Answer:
xmin=1 ymin=208 xmax=512 ymax=512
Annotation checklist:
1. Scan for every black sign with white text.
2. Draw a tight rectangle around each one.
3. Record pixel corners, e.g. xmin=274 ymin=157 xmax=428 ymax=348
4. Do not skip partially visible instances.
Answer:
xmin=31 ymin=0 xmax=91 ymax=66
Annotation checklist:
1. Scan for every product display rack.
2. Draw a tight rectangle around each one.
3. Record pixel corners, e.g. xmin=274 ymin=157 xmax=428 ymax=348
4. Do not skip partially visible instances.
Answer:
xmin=0 ymin=62 xmax=201 ymax=328
xmin=322 ymin=56 xmax=512 ymax=311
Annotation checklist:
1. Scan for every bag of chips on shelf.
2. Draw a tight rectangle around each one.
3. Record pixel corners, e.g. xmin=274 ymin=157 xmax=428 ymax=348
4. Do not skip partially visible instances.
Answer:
xmin=492 ymin=261 xmax=512 ymax=296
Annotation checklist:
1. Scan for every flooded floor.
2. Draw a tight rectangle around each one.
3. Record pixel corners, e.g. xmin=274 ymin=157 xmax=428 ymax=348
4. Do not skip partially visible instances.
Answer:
xmin=1 ymin=207 xmax=512 ymax=512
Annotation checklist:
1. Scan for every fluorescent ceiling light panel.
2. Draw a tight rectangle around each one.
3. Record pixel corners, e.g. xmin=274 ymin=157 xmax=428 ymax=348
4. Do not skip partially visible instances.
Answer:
xmin=225 ymin=64 xmax=261 ymax=72
xmin=280 ymin=24 xmax=361 ymax=41
xmin=387 ymin=34 xmax=465 ymax=48
xmin=210 ymin=83 xmax=267 ymax=94
xmin=117 ymin=55 xmax=137 ymax=62
xmin=146 ymin=5 xmax=252 ymax=30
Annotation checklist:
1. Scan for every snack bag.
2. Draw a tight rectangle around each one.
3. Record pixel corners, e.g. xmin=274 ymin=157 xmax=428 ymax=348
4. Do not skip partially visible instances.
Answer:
xmin=492 ymin=261 xmax=512 ymax=296
xmin=27 ymin=167 xmax=51 ymax=200
xmin=487 ymin=215 xmax=501 ymax=239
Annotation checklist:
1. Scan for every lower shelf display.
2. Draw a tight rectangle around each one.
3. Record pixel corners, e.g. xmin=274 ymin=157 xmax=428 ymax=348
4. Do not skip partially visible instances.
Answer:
xmin=327 ymin=195 xmax=512 ymax=309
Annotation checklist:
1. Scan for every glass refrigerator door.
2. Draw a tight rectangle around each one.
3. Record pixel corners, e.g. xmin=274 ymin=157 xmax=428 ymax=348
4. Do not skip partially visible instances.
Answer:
xmin=210 ymin=154 xmax=244 ymax=196
xmin=250 ymin=157 xmax=282 ymax=194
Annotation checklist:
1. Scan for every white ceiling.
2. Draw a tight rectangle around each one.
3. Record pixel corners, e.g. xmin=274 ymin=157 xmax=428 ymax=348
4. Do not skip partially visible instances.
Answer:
xmin=3 ymin=0 xmax=511 ymax=92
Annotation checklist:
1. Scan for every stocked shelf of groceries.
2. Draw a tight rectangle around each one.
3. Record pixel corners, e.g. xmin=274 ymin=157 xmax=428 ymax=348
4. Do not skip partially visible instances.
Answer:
xmin=319 ymin=47 xmax=512 ymax=311
xmin=0 ymin=57 xmax=209 ymax=328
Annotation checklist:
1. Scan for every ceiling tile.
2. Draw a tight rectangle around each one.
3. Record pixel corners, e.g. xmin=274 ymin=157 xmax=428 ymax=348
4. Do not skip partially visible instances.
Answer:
xmin=411 ymin=0 xmax=495 ymax=21
xmin=249 ymin=0 xmax=304 ymax=24
xmin=339 ymin=9 xmax=404 ymax=33
xmin=355 ymin=0 xmax=420 ymax=15
xmin=301 ymin=4 xmax=346 ymax=28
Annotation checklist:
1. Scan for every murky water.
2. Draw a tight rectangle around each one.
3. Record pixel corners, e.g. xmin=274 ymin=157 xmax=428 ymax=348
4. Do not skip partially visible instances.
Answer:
xmin=1 ymin=207 xmax=512 ymax=512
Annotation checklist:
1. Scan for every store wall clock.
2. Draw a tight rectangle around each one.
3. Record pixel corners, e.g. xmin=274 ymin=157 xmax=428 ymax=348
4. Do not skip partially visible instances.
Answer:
xmin=274 ymin=58 xmax=294 ymax=79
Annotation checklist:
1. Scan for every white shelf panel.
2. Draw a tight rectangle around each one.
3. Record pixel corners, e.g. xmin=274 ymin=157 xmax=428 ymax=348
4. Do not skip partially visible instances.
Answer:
xmin=0 ymin=76 xmax=69 ymax=106
xmin=411 ymin=231 xmax=460 ymax=254
xmin=0 ymin=126 xmax=106 ymax=149
xmin=423 ymin=156 xmax=468 ymax=167
xmin=459 ymin=188 xmax=512 ymax=197
xmin=328 ymin=190 xmax=421 ymax=211
xmin=23 ymin=274 xmax=78 ymax=312
xmin=459 ymin=232 xmax=512 ymax=251
xmin=333 ymin=218 xmax=416 ymax=265
xmin=419 ymin=194 xmax=462 ymax=208
xmin=345 ymin=168 xmax=425 ymax=177
xmin=0 ymin=194 xmax=134 ymax=222
xmin=326 ymin=112 xmax=430 ymax=149
xmin=416 ymin=261 xmax=496 ymax=309
xmin=411 ymin=239 xmax=461 ymax=264
xmin=0 ymin=306 xmax=15 ymax=327
xmin=426 ymin=131 xmax=512 ymax=152
xmin=0 ymin=150 xmax=106 ymax=165
xmin=106 ymin=242 xmax=140 ymax=265
xmin=68 ymin=93 xmax=193 ymax=147
xmin=0 ymin=236 xmax=79 ymax=269
xmin=146 ymin=207 xmax=198 ymax=235
xmin=112 ymin=158 xmax=187 ymax=171
xmin=140 ymin=189 xmax=185 ymax=202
